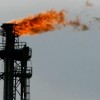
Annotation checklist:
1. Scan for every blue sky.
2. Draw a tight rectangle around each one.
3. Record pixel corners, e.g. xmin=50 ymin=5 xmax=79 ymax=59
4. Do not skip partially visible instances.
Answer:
xmin=0 ymin=0 xmax=100 ymax=100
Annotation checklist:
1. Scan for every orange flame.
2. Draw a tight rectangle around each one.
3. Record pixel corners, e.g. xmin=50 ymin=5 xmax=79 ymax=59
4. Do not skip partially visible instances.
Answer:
xmin=9 ymin=9 xmax=67 ymax=36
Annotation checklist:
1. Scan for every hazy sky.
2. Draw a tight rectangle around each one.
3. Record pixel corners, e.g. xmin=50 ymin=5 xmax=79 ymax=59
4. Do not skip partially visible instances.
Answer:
xmin=0 ymin=0 xmax=100 ymax=100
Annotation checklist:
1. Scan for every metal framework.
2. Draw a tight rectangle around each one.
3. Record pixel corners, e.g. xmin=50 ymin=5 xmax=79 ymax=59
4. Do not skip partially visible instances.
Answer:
xmin=0 ymin=23 xmax=32 ymax=100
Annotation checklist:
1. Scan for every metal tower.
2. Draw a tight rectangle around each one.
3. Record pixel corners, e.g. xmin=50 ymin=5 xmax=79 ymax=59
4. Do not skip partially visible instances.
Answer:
xmin=0 ymin=23 xmax=32 ymax=100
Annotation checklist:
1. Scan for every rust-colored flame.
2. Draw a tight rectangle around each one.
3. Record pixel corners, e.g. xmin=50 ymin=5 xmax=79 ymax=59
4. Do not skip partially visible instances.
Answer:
xmin=9 ymin=9 xmax=67 ymax=36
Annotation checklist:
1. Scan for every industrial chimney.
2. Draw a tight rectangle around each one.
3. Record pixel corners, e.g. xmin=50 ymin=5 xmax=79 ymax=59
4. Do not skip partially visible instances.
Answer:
xmin=0 ymin=23 xmax=32 ymax=100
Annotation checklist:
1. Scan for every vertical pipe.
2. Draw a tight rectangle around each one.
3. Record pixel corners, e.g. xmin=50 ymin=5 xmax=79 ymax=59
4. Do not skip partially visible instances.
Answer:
xmin=4 ymin=33 xmax=15 ymax=100
xmin=1 ymin=24 xmax=15 ymax=100
xmin=21 ymin=60 xmax=27 ymax=100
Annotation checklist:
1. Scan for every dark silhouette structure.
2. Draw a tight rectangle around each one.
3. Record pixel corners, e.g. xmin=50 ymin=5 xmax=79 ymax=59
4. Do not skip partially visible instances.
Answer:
xmin=0 ymin=23 xmax=32 ymax=100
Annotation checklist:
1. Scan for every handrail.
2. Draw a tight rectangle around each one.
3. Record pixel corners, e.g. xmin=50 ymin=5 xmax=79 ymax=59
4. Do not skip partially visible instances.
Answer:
xmin=0 ymin=42 xmax=27 ymax=50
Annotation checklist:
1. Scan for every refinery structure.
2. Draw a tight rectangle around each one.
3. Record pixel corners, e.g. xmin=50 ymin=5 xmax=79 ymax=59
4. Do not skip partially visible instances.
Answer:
xmin=0 ymin=9 xmax=66 ymax=100
xmin=0 ymin=23 xmax=32 ymax=100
